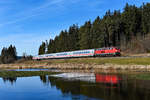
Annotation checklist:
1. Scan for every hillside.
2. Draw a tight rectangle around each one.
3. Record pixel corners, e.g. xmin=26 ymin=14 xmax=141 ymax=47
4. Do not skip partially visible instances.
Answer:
xmin=38 ymin=3 xmax=150 ymax=55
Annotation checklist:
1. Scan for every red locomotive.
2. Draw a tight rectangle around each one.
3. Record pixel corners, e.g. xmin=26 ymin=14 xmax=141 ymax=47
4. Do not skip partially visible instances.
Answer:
xmin=94 ymin=47 xmax=121 ymax=56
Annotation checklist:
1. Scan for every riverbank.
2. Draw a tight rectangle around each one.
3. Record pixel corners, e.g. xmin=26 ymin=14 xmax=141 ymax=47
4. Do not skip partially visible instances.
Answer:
xmin=0 ymin=57 xmax=150 ymax=72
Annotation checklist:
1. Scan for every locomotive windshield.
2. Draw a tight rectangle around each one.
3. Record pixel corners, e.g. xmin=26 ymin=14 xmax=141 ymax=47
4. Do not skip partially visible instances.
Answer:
xmin=115 ymin=47 xmax=120 ymax=50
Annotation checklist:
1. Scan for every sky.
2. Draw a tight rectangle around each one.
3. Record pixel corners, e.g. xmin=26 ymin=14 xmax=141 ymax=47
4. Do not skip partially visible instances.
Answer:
xmin=0 ymin=0 xmax=149 ymax=56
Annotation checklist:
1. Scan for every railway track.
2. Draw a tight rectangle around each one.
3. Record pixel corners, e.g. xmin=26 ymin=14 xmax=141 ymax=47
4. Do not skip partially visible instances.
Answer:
xmin=91 ymin=55 xmax=150 ymax=59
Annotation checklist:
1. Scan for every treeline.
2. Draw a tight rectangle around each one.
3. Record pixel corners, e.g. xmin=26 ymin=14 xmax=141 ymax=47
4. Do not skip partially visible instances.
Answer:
xmin=39 ymin=3 xmax=150 ymax=55
xmin=0 ymin=45 xmax=17 ymax=64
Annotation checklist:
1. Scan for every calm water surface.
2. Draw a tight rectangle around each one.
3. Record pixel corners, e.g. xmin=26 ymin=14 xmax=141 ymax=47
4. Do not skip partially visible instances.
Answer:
xmin=0 ymin=70 xmax=150 ymax=100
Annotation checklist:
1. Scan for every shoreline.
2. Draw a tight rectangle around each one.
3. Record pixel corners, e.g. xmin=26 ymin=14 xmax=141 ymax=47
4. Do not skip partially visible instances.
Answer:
xmin=0 ymin=63 xmax=150 ymax=72
xmin=1 ymin=57 xmax=150 ymax=72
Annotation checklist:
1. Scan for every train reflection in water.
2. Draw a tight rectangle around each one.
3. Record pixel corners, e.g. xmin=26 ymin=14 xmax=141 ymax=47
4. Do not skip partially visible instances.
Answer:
xmin=1 ymin=73 xmax=122 ymax=86
xmin=96 ymin=74 xmax=121 ymax=84
xmin=51 ymin=73 xmax=122 ymax=85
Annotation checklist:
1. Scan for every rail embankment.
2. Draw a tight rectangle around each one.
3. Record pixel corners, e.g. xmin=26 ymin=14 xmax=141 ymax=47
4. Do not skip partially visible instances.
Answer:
xmin=0 ymin=57 xmax=150 ymax=72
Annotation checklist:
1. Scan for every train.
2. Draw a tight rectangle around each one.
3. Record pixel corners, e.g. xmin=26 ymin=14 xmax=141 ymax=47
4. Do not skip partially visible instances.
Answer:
xmin=33 ymin=47 xmax=121 ymax=60
xmin=51 ymin=73 xmax=121 ymax=84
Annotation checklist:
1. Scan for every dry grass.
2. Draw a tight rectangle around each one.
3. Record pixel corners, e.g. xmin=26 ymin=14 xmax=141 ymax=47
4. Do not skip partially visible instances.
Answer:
xmin=17 ymin=57 xmax=150 ymax=65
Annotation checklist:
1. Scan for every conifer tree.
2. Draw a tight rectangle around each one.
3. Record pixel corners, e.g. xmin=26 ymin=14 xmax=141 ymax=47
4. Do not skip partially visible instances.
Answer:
xmin=79 ymin=21 xmax=92 ymax=49
xmin=38 ymin=42 xmax=46 ymax=55
xmin=38 ymin=3 xmax=150 ymax=54
xmin=0 ymin=45 xmax=17 ymax=64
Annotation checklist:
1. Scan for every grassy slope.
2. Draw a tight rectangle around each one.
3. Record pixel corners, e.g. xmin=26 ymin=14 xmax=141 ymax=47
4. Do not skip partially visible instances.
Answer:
xmin=19 ymin=57 xmax=150 ymax=65
xmin=134 ymin=74 xmax=150 ymax=80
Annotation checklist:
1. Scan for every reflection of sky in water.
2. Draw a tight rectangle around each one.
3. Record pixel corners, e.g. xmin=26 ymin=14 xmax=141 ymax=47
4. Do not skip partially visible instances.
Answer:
xmin=9 ymin=69 xmax=61 ymax=72
xmin=0 ymin=77 xmax=99 ymax=100
xmin=0 ymin=77 xmax=67 ymax=100
xmin=12 ymin=69 xmax=50 ymax=71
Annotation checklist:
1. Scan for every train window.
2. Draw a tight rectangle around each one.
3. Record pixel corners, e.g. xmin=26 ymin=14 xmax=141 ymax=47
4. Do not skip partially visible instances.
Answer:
xmin=114 ymin=47 xmax=119 ymax=50
xmin=98 ymin=48 xmax=102 ymax=50
xmin=116 ymin=47 xmax=119 ymax=50
xmin=73 ymin=51 xmax=90 ymax=54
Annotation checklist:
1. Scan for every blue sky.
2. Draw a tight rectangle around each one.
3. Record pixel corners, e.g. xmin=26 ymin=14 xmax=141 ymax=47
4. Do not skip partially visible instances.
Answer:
xmin=0 ymin=0 xmax=149 ymax=56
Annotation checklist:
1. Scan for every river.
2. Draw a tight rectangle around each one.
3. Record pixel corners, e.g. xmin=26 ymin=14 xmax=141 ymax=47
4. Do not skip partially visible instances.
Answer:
xmin=0 ymin=69 xmax=150 ymax=100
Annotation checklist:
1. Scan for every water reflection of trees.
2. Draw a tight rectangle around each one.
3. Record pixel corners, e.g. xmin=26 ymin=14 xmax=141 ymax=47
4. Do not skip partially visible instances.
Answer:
xmin=40 ymin=76 xmax=47 ymax=84
xmin=39 ymin=74 xmax=150 ymax=100
xmin=39 ymin=75 xmax=50 ymax=85
xmin=2 ymin=77 xmax=17 ymax=85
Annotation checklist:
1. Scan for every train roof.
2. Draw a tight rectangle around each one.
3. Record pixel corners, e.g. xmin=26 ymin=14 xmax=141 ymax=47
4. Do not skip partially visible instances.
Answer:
xmin=35 ymin=49 xmax=95 ymax=57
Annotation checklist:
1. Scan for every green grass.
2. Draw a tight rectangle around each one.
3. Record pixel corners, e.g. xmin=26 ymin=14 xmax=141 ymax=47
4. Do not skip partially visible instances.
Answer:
xmin=0 ymin=71 xmax=58 ymax=78
xmin=20 ymin=57 xmax=150 ymax=65
xmin=128 ymin=73 xmax=150 ymax=80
